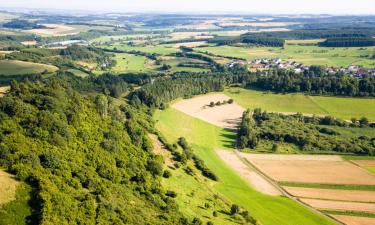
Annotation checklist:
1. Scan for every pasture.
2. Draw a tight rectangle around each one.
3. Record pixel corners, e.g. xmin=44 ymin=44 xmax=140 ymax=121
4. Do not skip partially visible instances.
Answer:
xmin=111 ymin=53 xmax=157 ymax=73
xmin=155 ymin=107 xmax=335 ymax=225
xmin=197 ymin=39 xmax=375 ymax=67
xmin=0 ymin=60 xmax=58 ymax=75
xmin=225 ymin=87 xmax=375 ymax=121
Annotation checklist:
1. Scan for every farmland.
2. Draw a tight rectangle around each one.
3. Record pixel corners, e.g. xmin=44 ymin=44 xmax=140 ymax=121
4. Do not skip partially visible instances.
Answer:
xmin=110 ymin=53 xmax=157 ymax=73
xmin=225 ymin=87 xmax=375 ymax=121
xmin=0 ymin=60 xmax=58 ymax=76
xmin=196 ymin=39 xmax=375 ymax=67
xmin=155 ymin=106 xmax=336 ymax=225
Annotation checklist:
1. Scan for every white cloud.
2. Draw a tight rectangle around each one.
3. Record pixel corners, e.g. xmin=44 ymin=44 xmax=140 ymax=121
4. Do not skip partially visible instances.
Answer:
xmin=0 ymin=0 xmax=374 ymax=14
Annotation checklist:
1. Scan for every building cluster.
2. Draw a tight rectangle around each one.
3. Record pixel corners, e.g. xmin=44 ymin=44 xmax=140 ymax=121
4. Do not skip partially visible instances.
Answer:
xmin=227 ymin=58 xmax=375 ymax=77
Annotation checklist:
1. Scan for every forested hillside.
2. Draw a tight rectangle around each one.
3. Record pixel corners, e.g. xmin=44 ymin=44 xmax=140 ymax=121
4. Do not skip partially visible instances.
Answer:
xmin=0 ymin=75 xmax=188 ymax=224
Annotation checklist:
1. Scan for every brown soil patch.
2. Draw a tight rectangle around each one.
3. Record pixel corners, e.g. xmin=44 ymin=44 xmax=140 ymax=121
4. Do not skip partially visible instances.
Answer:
xmin=352 ymin=160 xmax=375 ymax=167
xmin=21 ymin=40 xmax=37 ymax=46
xmin=171 ymin=93 xmax=245 ymax=129
xmin=217 ymin=150 xmax=281 ymax=196
xmin=0 ymin=170 xmax=21 ymax=205
xmin=301 ymin=198 xmax=375 ymax=213
xmin=241 ymin=154 xmax=375 ymax=185
xmin=330 ymin=215 xmax=375 ymax=225
xmin=174 ymin=41 xmax=208 ymax=48
xmin=25 ymin=24 xmax=78 ymax=37
xmin=148 ymin=134 xmax=173 ymax=167
xmin=0 ymin=86 xmax=10 ymax=97
xmin=284 ymin=186 xmax=375 ymax=203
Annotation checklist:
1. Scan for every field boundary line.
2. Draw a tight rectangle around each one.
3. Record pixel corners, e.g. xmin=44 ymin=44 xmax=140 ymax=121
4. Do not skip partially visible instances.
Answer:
xmin=234 ymin=151 xmax=343 ymax=225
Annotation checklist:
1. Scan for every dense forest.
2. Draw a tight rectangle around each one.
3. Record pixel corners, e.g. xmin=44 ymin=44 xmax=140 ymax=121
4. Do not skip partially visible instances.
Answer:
xmin=0 ymin=74 xmax=212 ymax=224
xmin=319 ymin=35 xmax=375 ymax=47
xmin=238 ymin=109 xmax=375 ymax=155
xmin=2 ymin=20 xmax=45 ymax=30
xmin=249 ymin=68 xmax=375 ymax=97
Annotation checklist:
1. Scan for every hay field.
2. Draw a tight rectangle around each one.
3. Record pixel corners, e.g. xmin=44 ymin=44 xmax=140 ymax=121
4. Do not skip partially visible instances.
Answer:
xmin=245 ymin=156 xmax=375 ymax=185
xmin=173 ymin=41 xmax=208 ymax=48
xmin=0 ymin=60 xmax=58 ymax=75
xmin=301 ymin=198 xmax=375 ymax=213
xmin=171 ymin=93 xmax=245 ymax=129
xmin=330 ymin=215 xmax=375 ymax=225
xmin=0 ymin=170 xmax=21 ymax=206
xmin=284 ymin=186 xmax=375 ymax=203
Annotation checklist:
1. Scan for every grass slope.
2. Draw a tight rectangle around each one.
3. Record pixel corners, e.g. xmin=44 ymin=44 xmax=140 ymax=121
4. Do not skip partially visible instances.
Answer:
xmin=155 ymin=108 xmax=335 ymax=225
xmin=225 ymin=87 xmax=375 ymax=121
xmin=0 ymin=60 xmax=58 ymax=76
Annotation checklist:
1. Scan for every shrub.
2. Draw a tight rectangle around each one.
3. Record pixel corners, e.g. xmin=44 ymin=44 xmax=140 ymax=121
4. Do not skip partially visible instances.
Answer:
xmin=163 ymin=170 xmax=172 ymax=178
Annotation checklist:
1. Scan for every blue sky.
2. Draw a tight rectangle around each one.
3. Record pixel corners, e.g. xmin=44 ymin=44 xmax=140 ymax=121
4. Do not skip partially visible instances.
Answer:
xmin=0 ymin=0 xmax=374 ymax=14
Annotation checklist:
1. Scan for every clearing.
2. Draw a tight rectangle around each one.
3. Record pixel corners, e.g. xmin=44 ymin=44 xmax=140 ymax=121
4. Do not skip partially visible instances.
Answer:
xmin=0 ymin=170 xmax=21 ymax=206
xmin=171 ymin=93 xmax=244 ymax=129
xmin=0 ymin=86 xmax=10 ymax=97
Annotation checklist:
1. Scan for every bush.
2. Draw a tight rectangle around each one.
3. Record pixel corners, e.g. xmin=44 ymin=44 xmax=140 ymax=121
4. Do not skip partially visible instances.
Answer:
xmin=163 ymin=170 xmax=172 ymax=178
xmin=230 ymin=204 xmax=240 ymax=215
xmin=166 ymin=190 xmax=177 ymax=198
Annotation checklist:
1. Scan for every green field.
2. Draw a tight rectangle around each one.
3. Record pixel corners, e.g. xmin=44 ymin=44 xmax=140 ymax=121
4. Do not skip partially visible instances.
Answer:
xmin=155 ymin=107 xmax=335 ymax=225
xmin=0 ymin=60 xmax=58 ymax=76
xmin=103 ymin=44 xmax=180 ymax=55
xmin=111 ymin=53 xmax=157 ymax=73
xmin=197 ymin=40 xmax=375 ymax=67
xmin=225 ymin=87 xmax=375 ymax=121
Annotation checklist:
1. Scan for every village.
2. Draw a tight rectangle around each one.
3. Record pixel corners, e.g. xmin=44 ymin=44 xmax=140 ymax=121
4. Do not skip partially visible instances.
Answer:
xmin=228 ymin=58 xmax=375 ymax=77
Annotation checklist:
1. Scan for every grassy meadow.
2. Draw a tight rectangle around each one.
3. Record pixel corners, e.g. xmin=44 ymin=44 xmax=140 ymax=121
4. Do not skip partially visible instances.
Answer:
xmin=111 ymin=53 xmax=157 ymax=73
xmin=0 ymin=60 xmax=58 ymax=76
xmin=225 ymin=87 xmax=375 ymax=121
xmin=155 ymin=107 xmax=336 ymax=225
xmin=197 ymin=39 xmax=375 ymax=67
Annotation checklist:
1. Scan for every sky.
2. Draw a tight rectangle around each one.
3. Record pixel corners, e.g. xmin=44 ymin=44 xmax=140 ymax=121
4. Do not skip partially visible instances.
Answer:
xmin=0 ymin=0 xmax=374 ymax=14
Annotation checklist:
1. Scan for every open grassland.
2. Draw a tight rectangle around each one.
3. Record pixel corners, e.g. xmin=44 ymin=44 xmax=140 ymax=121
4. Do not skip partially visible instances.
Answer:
xmin=0 ymin=170 xmax=21 ymax=206
xmin=111 ymin=53 xmax=157 ymax=73
xmin=155 ymin=108 xmax=336 ymax=225
xmin=149 ymin=135 xmax=241 ymax=224
xmin=24 ymin=24 xmax=112 ymax=37
xmin=103 ymin=44 xmax=180 ymax=55
xmin=0 ymin=60 xmax=58 ymax=75
xmin=0 ymin=184 xmax=33 ymax=225
xmin=225 ymin=87 xmax=375 ymax=121
xmin=197 ymin=39 xmax=375 ymax=67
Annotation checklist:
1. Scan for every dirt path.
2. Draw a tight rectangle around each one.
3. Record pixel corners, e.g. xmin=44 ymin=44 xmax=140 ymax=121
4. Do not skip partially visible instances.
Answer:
xmin=148 ymin=134 xmax=174 ymax=167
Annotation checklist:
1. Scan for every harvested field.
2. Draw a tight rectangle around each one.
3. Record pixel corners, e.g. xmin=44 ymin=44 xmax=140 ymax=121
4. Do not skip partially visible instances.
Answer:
xmin=352 ymin=160 xmax=375 ymax=167
xmin=25 ymin=24 xmax=78 ymax=37
xmin=330 ymin=215 xmax=375 ymax=225
xmin=0 ymin=170 xmax=21 ymax=205
xmin=174 ymin=41 xmax=208 ymax=48
xmin=241 ymin=154 xmax=375 ymax=185
xmin=169 ymin=32 xmax=210 ymax=40
xmin=301 ymin=198 xmax=375 ymax=213
xmin=284 ymin=186 xmax=375 ymax=203
xmin=21 ymin=41 xmax=37 ymax=46
xmin=217 ymin=150 xmax=281 ymax=196
xmin=171 ymin=93 xmax=245 ymax=129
